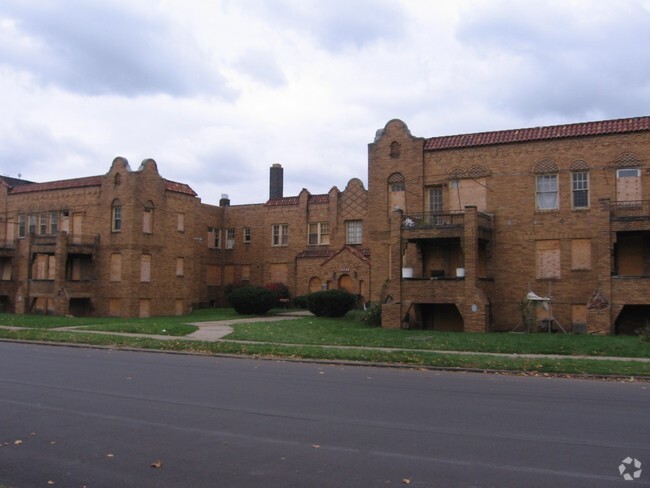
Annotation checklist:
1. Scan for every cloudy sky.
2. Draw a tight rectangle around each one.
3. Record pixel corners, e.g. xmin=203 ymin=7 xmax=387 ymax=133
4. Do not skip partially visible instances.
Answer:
xmin=1 ymin=0 xmax=649 ymax=205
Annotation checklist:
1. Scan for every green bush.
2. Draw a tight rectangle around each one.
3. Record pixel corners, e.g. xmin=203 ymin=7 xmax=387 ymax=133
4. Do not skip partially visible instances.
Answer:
xmin=360 ymin=303 xmax=382 ymax=327
xmin=228 ymin=286 xmax=277 ymax=315
xmin=292 ymin=295 xmax=308 ymax=309
xmin=307 ymin=290 xmax=357 ymax=317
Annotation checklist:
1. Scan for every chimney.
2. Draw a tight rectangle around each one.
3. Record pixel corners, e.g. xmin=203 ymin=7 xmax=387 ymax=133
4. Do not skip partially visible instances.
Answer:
xmin=219 ymin=193 xmax=230 ymax=206
xmin=269 ymin=163 xmax=283 ymax=200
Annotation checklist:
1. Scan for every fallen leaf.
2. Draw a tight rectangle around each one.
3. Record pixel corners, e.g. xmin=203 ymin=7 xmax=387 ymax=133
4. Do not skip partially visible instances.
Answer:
xmin=14 ymin=440 xmax=23 ymax=445
xmin=311 ymin=444 xmax=320 ymax=449
xmin=47 ymin=481 xmax=55 ymax=485
xmin=150 ymin=460 xmax=163 ymax=468
xmin=402 ymin=479 xmax=411 ymax=484
xmin=106 ymin=453 xmax=114 ymax=458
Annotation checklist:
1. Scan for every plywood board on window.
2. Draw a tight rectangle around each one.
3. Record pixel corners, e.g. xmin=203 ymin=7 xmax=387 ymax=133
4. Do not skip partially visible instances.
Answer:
xmin=571 ymin=239 xmax=591 ymax=270
xmin=224 ymin=265 xmax=235 ymax=285
xmin=139 ymin=299 xmax=150 ymax=318
xmin=110 ymin=254 xmax=122 ymax=282
xmin=616 ymin=174 xmax=641 ymax=202
xmin=109 ymin=298 xmax=121 ymax=317
xmin=140 ymin=254 xmax=151 ymax=282
xmin=535 ymin=240 xmax=560 ymax=279
xmin=448 ymin=178 xmax=487 ymax=212
xmin=270 ymin=263 xmax=288 ymax=284
xmin=207 ymin=265 xmax=220 ymax=285
xmin=571 ymin=304 xmax=587 ymax=325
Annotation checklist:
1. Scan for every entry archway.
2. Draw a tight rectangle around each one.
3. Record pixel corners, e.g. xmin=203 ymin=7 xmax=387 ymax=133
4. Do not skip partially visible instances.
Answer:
xmin=338 ymin=274 xmax=354 ymax=293
xmin=308 ymin=277 xmax=322 ymax=293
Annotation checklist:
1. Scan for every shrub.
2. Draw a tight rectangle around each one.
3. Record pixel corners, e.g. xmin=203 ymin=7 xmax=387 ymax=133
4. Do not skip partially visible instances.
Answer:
xmin=360 ymin=303 xmax=382 ymax=327
xmin=228 ymin=285 xmax=277 ymax=315
xmin=307 ymin=290 xmax=357 ymax=317
xmin=292 ymin=295 xmax=308 ymax=309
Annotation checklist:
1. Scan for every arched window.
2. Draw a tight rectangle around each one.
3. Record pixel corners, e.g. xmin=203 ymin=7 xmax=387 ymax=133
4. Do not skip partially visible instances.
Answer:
xmin=111 ymin=199 xmax=122 ymax=232
xmin=143 ymin=201 xmax=154 ymax=234
xmin=390 ymin=141 xmax=401 ymax=158
xmin=388 ymin=172 xmax=405 ymax=192
xmin=533 ymin=159 xmax=559 ymax=210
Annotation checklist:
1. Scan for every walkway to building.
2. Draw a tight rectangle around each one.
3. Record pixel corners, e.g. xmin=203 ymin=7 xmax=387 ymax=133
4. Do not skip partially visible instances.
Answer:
xmin=0 ymin=310 xmax=648 ymax=364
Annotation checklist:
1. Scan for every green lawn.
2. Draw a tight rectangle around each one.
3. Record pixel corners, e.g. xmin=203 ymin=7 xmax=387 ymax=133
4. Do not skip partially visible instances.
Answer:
xmin=0 ymin=309 xmax=648 ymax=377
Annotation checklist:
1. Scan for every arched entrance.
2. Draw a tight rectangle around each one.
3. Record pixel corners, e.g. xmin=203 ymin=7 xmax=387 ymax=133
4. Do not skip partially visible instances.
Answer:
xmin=338 ymin=274 xmax=354 ymax=293
xmin=615 ymin=305 xmax=650 ymax=335
xmin=308 ymin=277 xmax=322 ymax=293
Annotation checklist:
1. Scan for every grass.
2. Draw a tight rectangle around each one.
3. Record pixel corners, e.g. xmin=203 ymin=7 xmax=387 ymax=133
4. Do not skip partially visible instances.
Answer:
xmin=0 ymin=308 xmax=648 ymax=377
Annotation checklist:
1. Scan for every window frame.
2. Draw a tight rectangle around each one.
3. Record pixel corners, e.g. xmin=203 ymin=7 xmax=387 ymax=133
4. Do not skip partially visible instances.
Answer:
xmin=226 ymin=228 xmax=236 ymax=249
xmin=308 ymin=222 xmax=329 ymax=246
xmin=345 ymin=220 xmax=363 ymax=245
xmin=535 ymin=174 xmax=559 ymax=210
xmin=272 ymin=224 xmax=288 ymax=247
xmin=571 ymin=171 xmax=589 ymax=209
xmin=112 ymin=202 xmax=122 ymax=232
xmin=243 ymin=227 xmax=251 ymax=243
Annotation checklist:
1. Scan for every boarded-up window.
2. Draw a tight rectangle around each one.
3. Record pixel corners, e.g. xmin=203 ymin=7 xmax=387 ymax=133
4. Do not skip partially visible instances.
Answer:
xmin=139 ymin=299 xmax=151 ymax=318
xmin=0 ymin=258 xmax=12 ymax=280
xmin=571 ymin=304 xmax=587 ymax=329
xmin=109 ymin=298 xmax=121 ymax=317
xmin=177 ymin=213 xmax=185 ymax=232
xmin=388 ymin=172 xmax=406 ymax=215
xmin=33 ymin=254 xmax=54 ymax=280
xmin=270 ymin=263 xmax=288 ymax=284
xmin=571 ymin=239 xmax=591 ymax=270
xmin=535 ymin=240 xmax=561 ymax=279
xmin=616 ymin=168 xmax=641 ymax=202
xmin=143 ymin=203 xmax=154 ymax=234
xmin=207 ymin=265 xmax=221 ymax=285
xmin=617 ymin=235 xmax=644 ymax=276
xmin=224 ymin=265 xmax=235 ymax=285
xmin=448 ymin=178 xmax=487 ymax=212
xmin=110 ymin=254 xmax=122 ymax=282
xmin=176 ymin=257 xmax=184 ymax=277
xmin=140 ymin=254 xmax=151 ymax=282
xmin=69 ymin=257 xmax=81 ymax=281
xmin=241 ymin=265 xmax=250 ymax=281
xmin=175 ymin=299 xmax=184 ymax=316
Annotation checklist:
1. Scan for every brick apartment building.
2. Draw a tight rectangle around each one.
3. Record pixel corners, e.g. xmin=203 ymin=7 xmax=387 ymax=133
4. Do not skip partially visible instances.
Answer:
xmin=1 ymin=115 xmax=649 ymax=334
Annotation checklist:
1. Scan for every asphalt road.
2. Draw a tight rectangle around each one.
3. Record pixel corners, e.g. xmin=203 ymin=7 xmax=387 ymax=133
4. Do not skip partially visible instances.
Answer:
xmin=0 ymin=342 xmax=648 ymax=487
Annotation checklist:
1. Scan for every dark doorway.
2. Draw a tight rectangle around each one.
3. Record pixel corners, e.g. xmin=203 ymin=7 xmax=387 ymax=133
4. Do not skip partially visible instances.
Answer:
xmin=420 ymin=303 xmax=464 ymax=331
xmin=615 ymin=305 xmax=650 ymax=335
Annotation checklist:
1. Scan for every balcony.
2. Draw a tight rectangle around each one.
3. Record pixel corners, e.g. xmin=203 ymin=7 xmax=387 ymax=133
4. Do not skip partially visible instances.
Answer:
xmin=612 ymin=276 xmax=650 ymax=304
xmin=401 ymin=277 xmax=466 ymax=303
xmin=609 ymin=200 xmax=650 ymax=220
xmin=67 ymin=234 xmax=99 ymax=254
xmin=402 ymin=211 xmax=493 ymax=240
xmin=28 ymin=280 xmax=55 ymax=296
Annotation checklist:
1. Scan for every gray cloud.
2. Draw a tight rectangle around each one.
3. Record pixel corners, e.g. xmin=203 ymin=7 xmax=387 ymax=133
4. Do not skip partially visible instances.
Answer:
xmin=233 ymin=0 xmax=406 ymax=52
xmin=235 ymin=49 xmax=287 ymax=87
xmin=0 ymin=0 xmax=232 ymax=97
xmin=456 ymin=1 xmax=650 ymax=120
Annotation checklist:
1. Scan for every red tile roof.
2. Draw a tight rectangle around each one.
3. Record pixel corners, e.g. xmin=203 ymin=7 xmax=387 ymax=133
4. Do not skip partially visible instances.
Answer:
xmin=9 ymin=176 xmax=102 ymax=194
xmin=7 ymin=175 xmax=196 ymax=197
xmin=164 ymin=179 xmax=197 ymax=196
xmin=424 ymin=116 xmax=650 ymax=151
xmin=296 ymin=249 xmax=336 ymax=259
xmin=266 ymin=194 xmax=329 ymax=206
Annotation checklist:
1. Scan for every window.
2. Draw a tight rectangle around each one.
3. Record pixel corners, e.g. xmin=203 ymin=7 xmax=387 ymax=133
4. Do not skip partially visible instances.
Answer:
xmin=18 ymin=215 xmax=26 ymax=238
xmin=427 ymin=186 xmax=443 ymax=213
xmin=32 ymin=254 xmax=56 ymax=280
xmin=243 ymin=228 xmax=251 ymax=243
xmin=535 ymin=240 xmax=561 ymax=279
xmin=112 ymin=200 xmax=122 ymax=232
xmin=536 ymin=174 xmax=558 ymax=210
xmin=50 ymin=212 xmax=58 ymax=235
xmin=39 ymin=214 xmax=47 ymax=235
xmin=308 ymin=222 xmax=329 ymax=245
xmin=346 ymin=220 xmax=363 ymax=244
xmin=226 ymin=229 xmax=235 ymax=249
xmin=206 ymin=265 xmax=220 ymax=285
xmin=571 ymin=239 xmax=591 ymax=270
xmin=110 ymin=253 xmax=122 ymax=282
xmin=616 ymin=168 xmax=642 ymax=203
xmin=140 ymin=254 xmax=151 ymax=282
xmin=177 ymin=213 xmax=185 ymax=232
xmin=241 ymin=265 xmax=250 ymax=281
xmin=176 ymin=257 xmax=184 ymax=277
xmin=207 ymin=227 xmax=221 ymax=249
xmin=272 ymin=224 xmax=288 ymax=246
xmin=28 ymin=215 xmax=37 ymax=235
xmin=572 ymin=172 xmax=589 ymax=209
xmin=143 ymin=202 xmax=154 ymax=234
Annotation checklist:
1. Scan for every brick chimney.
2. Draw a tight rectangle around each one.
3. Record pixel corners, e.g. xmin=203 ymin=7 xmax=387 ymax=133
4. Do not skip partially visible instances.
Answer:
xmin=270 ymin=163 xmax=283 ymax=200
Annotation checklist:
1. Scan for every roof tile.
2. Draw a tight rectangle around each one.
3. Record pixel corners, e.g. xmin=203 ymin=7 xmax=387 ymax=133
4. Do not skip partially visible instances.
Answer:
xmin=424 ymin=116 xmax=650 ymax=151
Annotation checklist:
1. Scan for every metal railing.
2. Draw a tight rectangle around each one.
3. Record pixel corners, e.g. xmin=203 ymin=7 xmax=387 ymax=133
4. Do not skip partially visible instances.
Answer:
xmin=609 ymin=200 xmax=650 ymax=220
xmin=402 ymin=212 xmax=465 ymax=229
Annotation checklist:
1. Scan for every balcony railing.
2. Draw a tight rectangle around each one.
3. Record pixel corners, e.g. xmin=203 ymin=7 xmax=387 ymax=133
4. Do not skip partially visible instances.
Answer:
xmin=610 ymin=200 xmax=650 ymax=220
xmin=402 ymin=212 xmax=465 ymax=229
